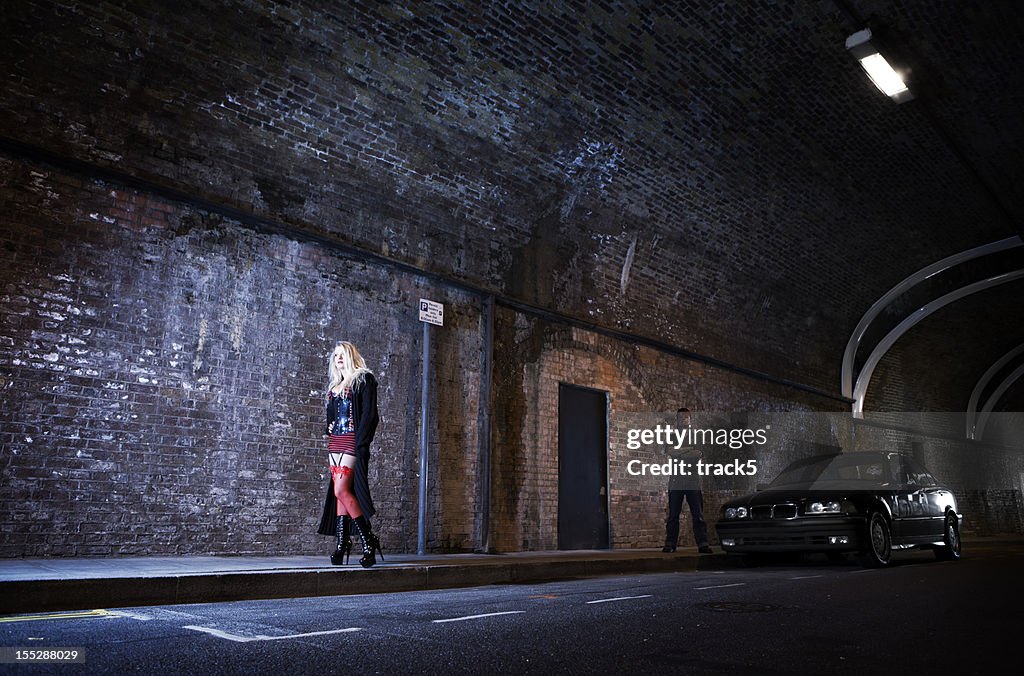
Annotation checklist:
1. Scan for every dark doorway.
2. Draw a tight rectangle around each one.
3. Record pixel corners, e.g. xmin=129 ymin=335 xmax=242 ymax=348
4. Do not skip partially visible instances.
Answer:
xmin=557 ymin=383 xmax=609 ymax=550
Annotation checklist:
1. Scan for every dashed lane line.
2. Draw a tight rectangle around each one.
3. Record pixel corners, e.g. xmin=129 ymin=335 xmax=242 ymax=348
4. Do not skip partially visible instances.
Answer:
xmin=585 ymin=595 xmax=653 ymax=604
xmin=694 ymin=583 xmax=746 ymax=590
xmin=432 ymin=611 xmax=525 ymax=624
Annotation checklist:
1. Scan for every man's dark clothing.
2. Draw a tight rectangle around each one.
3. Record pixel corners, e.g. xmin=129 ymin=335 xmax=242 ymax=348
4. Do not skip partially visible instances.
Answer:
xmin=665 ymin=489 xmax=708 ymax=549
xmin=664 ymin=443 xmax=709 ymax=549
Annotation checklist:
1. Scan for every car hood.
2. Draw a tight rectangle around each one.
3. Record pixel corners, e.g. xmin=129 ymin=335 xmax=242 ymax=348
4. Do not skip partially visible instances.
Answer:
xmin=722 ymin=485 xmax=878 ymax=509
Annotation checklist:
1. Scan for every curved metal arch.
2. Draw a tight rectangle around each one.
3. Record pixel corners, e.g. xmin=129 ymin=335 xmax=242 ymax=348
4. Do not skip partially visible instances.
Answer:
xmin=852 ymin=269 xmax=1024 ymax=416
xmin=842 ymin=236 xmax=1022 ymax=399
xmin=974 ymin=362 xmax=1024 ymax=441
xmin=967 ymin=344 xmax=1024 ymax=439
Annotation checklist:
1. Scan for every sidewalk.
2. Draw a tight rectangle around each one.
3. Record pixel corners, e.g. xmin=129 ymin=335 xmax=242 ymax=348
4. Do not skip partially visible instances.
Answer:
xmin=0 ymin=548 xmax=720 ymax=615
xmin=3 ymin=536 xmax=1020 ymax=615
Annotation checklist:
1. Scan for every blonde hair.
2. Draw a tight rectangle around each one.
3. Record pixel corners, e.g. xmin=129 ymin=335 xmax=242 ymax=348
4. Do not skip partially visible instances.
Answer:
xmin=328 ymin=341 xmax=372 ymax=394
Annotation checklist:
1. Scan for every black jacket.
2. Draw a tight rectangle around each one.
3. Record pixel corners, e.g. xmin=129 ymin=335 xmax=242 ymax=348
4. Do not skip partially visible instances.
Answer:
xmin=317 ymin=372 xmax=380 ymax=534
xmin=666 ymin=444 xmax=702 ymax=491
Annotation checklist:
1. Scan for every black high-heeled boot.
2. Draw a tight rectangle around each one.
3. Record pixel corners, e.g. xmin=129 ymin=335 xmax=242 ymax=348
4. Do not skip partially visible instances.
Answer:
xmin=352 ymin=515 xmax=383 ymax=568
xmin=330 ymin=515 xmax=352 ymax=565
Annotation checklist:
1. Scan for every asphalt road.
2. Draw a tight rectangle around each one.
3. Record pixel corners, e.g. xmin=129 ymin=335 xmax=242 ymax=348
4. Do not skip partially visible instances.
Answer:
xmin=2 ymin=544 xmax=1020 ymax=674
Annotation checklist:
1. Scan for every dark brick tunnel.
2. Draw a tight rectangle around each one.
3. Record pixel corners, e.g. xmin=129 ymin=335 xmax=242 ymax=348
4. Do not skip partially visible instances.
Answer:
xmin=1 ymin=1 xmax=1022 ymax=557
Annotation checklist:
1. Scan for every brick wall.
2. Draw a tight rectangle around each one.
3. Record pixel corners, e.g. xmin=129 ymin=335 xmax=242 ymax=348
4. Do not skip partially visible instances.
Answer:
xmin=489 ymin=309 xmax=852 ymax=552
xmin=2 ymin=1 xmax=1013 ymax=393
xmin=2 ymin=159 xmax=1019 ymax=556
xmin=0 ymin=158 xmax=484 ymax=556
xmin=1 ymin=0 xmax=1021 ymax=555
xmin=866 ymin=283 xmax=1024 ymax=412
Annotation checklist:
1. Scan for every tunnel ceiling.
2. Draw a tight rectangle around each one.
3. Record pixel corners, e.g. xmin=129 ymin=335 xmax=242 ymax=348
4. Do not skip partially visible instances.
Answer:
xmin=842 ymin=0 xmax=1024 ymax=412
xmin=867 ymin=282 xmax=1024 ymax=412
xmin=0 ymin=0 xmax=1021 ymax=411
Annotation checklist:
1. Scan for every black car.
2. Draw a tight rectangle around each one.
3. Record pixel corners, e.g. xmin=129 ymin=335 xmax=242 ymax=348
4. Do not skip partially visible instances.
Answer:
xmin=716 ymin=451 xmax=962 ymax=567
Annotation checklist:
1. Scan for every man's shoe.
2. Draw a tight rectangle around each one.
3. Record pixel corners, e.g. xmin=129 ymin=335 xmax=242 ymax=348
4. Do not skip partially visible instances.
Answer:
xmin=698 ymin=545 xmax=713 ymax=554
xmin=662 ymin=545 xmax=676 ymax=553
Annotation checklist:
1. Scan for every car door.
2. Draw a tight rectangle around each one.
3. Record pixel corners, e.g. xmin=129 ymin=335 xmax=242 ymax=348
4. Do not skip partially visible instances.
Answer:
xmin=903 ymin=456 xmax=949 ymax=541
xmin=892 ymin=455 xmax=931 ymax=541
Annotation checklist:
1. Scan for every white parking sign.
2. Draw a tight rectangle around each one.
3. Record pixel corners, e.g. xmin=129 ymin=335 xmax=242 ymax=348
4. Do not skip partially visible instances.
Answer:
xmin=419 ymin=299 xmax=443 ymax=326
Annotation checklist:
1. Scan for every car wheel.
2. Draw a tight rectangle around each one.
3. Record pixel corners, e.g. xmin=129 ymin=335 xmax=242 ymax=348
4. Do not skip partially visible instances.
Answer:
xmin=934 ymin=513 xmax=961 ymax=561
xmin=859 ymin=512 xmax=892 ymax=568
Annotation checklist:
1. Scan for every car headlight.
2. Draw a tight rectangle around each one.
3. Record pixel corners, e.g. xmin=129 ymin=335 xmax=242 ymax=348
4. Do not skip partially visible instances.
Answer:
xmin=807 ymin=500 xmax=842 ymax=514
xmin=724 ymin=506 xmax=748 ymax=519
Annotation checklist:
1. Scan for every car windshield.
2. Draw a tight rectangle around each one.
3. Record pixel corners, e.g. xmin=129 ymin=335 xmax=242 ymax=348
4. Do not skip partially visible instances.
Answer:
xmin=768 ymin=453 xmax=894 ymax=489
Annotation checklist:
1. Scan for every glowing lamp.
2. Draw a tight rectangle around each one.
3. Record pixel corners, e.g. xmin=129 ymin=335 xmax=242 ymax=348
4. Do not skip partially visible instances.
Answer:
xmin=846 ymin=28 xmax=914 ymax=103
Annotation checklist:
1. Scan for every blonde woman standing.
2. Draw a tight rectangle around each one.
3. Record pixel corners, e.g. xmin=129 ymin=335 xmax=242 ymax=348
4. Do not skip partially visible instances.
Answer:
xmin=316 ymin=341 xmax=383 ymax=567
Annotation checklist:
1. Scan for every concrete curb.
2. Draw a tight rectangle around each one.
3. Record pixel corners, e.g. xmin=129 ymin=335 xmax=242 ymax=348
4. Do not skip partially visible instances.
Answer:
xmin=5 ymin=536 xmax=1017 ymax=615
xmin=0 ymin=554 xmax=712 ymax=614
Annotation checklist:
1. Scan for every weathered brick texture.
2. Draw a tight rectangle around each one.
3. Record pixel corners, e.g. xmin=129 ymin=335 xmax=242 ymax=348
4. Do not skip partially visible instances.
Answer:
xmin=2 ymin=1 xmax=1015 ymax=392
xmin=1 ymin=1 xmax=1021 ymax=555
xmin=0 ymin=160 xmax=483 ymax=555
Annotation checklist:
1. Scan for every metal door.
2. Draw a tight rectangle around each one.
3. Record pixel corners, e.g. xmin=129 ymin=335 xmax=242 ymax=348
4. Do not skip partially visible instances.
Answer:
xmin=557 ymin=383 xmax=609 ymax=550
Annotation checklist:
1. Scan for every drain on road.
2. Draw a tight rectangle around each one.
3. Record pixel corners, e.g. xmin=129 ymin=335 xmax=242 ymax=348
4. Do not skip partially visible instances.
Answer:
xmin=701 ymin=601 xmax=778 ymax=613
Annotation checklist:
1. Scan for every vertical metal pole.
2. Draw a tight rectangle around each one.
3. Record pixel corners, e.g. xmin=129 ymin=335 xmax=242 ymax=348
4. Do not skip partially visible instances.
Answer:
xmin=417 ymin=320 xmax=430 ymax=556
xmin=478 ymin=295 xmax=494 ymax=552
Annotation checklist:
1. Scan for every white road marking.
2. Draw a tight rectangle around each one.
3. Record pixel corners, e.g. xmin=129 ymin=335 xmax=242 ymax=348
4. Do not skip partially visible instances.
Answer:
xmin=585 ymin=595 xmax=652 ymax=604
xmin=432 ymin=611 xmax=525 ymax=623
xmin=107 ymin=610 xmax=154 ymax=621
xmin=790 ymin=575 xmax=823 ymax=580
xmin=694 ymin=583 xmax=746 ymax=590
xmin=183 ymin=625 xmax=361 ymax=642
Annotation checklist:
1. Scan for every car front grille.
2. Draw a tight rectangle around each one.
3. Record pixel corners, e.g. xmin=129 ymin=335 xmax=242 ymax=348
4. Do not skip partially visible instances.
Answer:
xmin=750 ymin=504 xmax=797 ymax=520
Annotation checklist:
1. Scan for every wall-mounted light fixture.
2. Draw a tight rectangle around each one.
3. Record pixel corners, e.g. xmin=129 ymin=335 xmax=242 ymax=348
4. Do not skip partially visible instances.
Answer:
xmin=845 ymin=28 xmax=914 ymax=103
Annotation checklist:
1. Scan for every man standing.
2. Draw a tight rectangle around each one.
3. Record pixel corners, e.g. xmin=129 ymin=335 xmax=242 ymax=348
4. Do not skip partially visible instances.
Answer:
xmin=662 ymin=407 xmax=713 ymax=554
